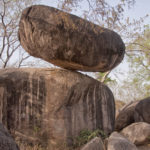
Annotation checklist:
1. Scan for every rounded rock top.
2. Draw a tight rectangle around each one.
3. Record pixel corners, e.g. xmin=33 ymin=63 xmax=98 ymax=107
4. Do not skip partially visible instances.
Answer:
xmin=18 ymin=5 xmax=125 ymax=72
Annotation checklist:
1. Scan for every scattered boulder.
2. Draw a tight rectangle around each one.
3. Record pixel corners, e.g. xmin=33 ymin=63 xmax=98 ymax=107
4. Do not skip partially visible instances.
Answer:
xmin=0 ymin=68 xmax=115 ymax=149
xmin=121 ymin=122 xmax=150 ymax=146
xmin=115 ymin=100 xmax=139 ymax=131
xmin=134 ymin=97 xmax=150 ymax=123
xmin=81 ymin=137 xmax=105 ymax=150
xmin=107 ymin=132 xmax=137 ymax=150
xmin=0 ymin=122 xmax=19 ymax=150
xmin=18 ymin=5 xmax=125 ymax=72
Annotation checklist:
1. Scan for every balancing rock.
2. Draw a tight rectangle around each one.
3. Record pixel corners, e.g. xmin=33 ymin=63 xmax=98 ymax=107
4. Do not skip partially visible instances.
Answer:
xmin=18 ymin=5 xmax=125 ymax=72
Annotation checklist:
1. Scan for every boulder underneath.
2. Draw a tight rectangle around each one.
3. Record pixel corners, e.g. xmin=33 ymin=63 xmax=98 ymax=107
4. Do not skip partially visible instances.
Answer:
xmin=18 ymin=5 xmax=125 ymax=72
xmin=0 ymin=68 xmax=115 ymax=149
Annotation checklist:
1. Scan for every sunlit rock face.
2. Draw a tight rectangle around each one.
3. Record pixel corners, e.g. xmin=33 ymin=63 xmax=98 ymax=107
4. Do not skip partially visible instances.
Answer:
xmin=0 ymin=68 xmax=115 ymax=149
xmin=18 ymin=5 xmax=125 ymax=72
xmin=121 ymin=122 xmax=150 ymax=146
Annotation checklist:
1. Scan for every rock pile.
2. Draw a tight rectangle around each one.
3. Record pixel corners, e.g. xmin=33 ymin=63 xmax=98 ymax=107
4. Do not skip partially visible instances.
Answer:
xmin=82 ymin=98 xmax=150 ymax=150
xmin=0 ymin=5 xmax=126 ymax=150
xmin=111 ymin=97 xmax=150 ymax=150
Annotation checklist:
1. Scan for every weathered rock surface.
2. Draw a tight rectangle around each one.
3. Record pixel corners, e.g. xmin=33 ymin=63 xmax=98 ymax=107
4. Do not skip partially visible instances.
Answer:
xmin=81 ymin=137 xmax=105 ymax=150
xmin=115 ymin=101 xmax=139 ymax=131
xmin=18 ymin=5 xmax=125 ymax=72
xmin=134 ymin=97 xmax=150 ymax=123
xmin=121 ymin=122 xmax=150 ymax=146
xmin=107 ymin=132 xmax=137 ymax=150
xmin=0 ymin=122 xmax=19 ymax=150
xmin=115 ymin=100 xmax=126 ymax=118
xmin=0 ymin=68 xmax=115 ymax=149
xmin=137 ymin=145 xmax=150 ymax=150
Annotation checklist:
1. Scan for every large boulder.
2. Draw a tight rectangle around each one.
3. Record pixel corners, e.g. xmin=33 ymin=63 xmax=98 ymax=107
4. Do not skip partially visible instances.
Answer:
xmin=134 ymin=97 xmax=150 ymax=123
xmin=0 ymin=68 xmax=115 ymax=149
xmin=107 ymin=132 xmax=137 ymax=150
xmin=121 ymin=122 xmax=150 ymax=146
xmin=18 ymin=5 xmax=125 ymax=72
xmin=115 ymin=101 xmax=139 ymax=131
xmin=0 ymin=122 xmax=19 ymax=150
xmin=81 ymin=137 xmax=105 ymax=150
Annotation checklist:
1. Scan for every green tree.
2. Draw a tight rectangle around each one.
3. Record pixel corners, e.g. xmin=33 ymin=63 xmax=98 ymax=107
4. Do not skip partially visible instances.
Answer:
xmin=108 ymin=25 xmax=150 ymax=102
xmin=125 ymin=25 xmax=150 ymax=99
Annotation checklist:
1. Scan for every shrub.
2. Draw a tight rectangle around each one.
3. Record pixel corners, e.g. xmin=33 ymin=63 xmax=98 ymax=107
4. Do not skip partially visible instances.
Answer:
xmin=73 ymin=128 xmax=107 ymax=148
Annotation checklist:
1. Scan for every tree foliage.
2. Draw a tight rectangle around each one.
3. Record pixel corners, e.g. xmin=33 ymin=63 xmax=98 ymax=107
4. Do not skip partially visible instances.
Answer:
xmin=108 ymin=25 xmax=150 ymax=102
xmin=125 ymin=25 xmax=150 ymax=100
xmin=127 ymin=25 xmax=150 ymax=70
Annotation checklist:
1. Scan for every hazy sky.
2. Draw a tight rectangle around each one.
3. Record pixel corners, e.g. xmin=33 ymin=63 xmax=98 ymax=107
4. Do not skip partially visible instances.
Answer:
xmin=39 ymin=0 xmax=150 ymax=23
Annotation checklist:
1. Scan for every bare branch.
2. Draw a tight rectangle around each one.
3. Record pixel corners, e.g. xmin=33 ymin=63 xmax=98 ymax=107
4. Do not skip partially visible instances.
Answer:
xmin=18 ymin=55 xmax=30 ymax=68
xmin=126 ymin=49 xmax=150 ymax=53
xmin=86 ymin=0 xmax=94 ymax=11
xmin=1 ymin=0 xmax=6 ymax=18
xmin=0 ymin=0 xmax=38 ymax=68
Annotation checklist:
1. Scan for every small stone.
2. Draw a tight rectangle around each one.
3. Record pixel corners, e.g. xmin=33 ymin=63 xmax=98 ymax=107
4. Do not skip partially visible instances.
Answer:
xmin=81 ymin=137 xmax=105 ymax=150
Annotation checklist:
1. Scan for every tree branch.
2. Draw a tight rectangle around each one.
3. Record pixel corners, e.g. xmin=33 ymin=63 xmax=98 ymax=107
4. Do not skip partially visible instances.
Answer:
xmin=127 ymin=42 xmax=150 ymax=51
xmin=18 ymin=55 xmax=30 ymax=68
xmin=100 ymin=71 xmax=111 ymax=83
